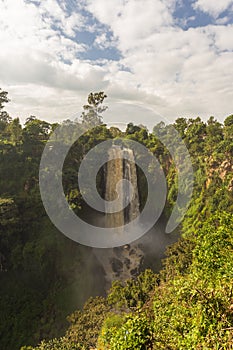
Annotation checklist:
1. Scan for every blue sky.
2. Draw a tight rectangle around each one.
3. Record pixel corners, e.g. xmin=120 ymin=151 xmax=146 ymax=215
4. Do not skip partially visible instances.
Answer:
xmin=0 ymin=0 xmax=233 ymax=128
xmin=174 ymin=0 xmax=233 ymax=29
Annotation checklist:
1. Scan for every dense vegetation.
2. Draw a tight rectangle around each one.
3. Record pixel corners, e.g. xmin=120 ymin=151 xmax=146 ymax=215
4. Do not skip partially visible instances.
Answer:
xmin=0 ymin=89 xmax=233 ymax=349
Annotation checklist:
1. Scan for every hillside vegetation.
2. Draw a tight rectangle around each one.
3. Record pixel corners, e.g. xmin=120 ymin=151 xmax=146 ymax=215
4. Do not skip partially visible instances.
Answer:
xmin=0 ymin=89 xmax=232 ymax=349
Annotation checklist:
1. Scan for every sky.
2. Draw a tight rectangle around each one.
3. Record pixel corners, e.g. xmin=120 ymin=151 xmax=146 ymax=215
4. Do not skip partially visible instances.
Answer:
xmin=0 ymin=0 xmax=233 ymax=128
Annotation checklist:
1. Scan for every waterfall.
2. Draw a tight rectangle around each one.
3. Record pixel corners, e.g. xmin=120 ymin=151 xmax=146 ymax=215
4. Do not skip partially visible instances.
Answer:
xmin=105 ymin=146 xmax=125 ymax=228
xmin=94 ymin=146 xmax=143 ymax=288
xmin=105 ymin=146 xmax=140 ymax=227
xmin=123 ymin=148 xmax=140 ymax=224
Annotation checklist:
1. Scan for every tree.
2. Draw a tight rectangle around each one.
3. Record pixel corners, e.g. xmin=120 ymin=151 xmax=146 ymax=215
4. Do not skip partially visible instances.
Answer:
xmin=224 ymin=114 xmax=233 ymax=144
xmin=0 ymin=89 xmax=11 ymax=141
xmin=66 ymin=296 xmax=111 ymax=349
xmin=125 ymin=122 xmax=141 ymax=135
xmin=205 ymin=116 xmax=223 ymax=155
xmin=80 ymin=92 xmax=107 ymax=126
xmin=0 ymin=112 xmax=12 ymax=140
xmin=224 ymin=114 xmax=233 ymax=127
xmin=22 ymin=117 xmax=52 ymax=157
xmin=173 ymin=117 xmax=187 ymax=138
xmin=185 ymin=117 xmax=206 ymax=155
xmin=0 ymin=88 xmax=9 ymax=111
xmin=7 ymin=118 xmax=22 ymax=145
xmin=23 ymin=117 xmax=51 ymax=142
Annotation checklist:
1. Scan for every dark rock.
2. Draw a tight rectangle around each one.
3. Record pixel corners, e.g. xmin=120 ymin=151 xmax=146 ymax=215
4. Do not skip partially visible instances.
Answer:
xmin=130 ymin=268 xmax=139 ymax=277
xmin=129 ymin=249 xmax=135 ymax=256
xmin=124 ymin=258 xmax=131 ymax=269
xmin=110 ymin=258 xmax=123 ymax=273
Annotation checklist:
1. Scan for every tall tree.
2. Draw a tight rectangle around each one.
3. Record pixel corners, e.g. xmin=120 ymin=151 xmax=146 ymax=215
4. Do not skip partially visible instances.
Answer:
xmin=224 ymin=114 xmax=233 ymax=142
xmin=0 ymin=88 xmax=9 ymax=111
xmin=80 ymin=92 xmax=108 ymax=126
xmin=7 ymin=118 xmax=22 ymax=145
xmin=173 ymin=117 xmax=188 ymax=138
xmin=205 ymin=116 xmax=223 ymax=155
xmin=0 ymin=89 xmax=11 ymax=141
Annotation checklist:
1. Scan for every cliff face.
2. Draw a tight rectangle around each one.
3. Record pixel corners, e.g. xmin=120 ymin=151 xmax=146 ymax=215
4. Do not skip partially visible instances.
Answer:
xmin=205 ymin=156 xmax=233 ymax=192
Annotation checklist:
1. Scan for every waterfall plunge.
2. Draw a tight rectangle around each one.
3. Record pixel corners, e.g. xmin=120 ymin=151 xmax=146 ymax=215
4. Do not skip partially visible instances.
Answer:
xmin=105 ymin=146 xmax=140 ymax=228
xmin=94 ymin=146 xmax=143 ymax=288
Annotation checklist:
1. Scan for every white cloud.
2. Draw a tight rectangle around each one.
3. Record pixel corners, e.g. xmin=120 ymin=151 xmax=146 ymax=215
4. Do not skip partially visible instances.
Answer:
xmin=193 ymin=0 xmax=233 ymax=18
xmin=37 ymin=0 xmax=86 ymax=37
xmin=85 ymin=0 xmax=176 ymax=52
xmin=84 ymin=1 xmax=233 ymax=121
xmin=93 ymin=32 xmax=117 ymax=50
xmin=212 ymin=25 xmax=233 ymax=51
xmin=216 ymin=16 xmax=231 ymax=24
xmin=0 ymin=0 xmax=110 ymax=121
xmin=0 ymin=0 xmax=233 ymax=126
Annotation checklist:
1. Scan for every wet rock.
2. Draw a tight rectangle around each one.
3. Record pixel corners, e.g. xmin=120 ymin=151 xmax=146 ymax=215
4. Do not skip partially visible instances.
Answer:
xmin=110 ymin=258 xmax=123 ymax=274
xmin=130 ymin=268 xmax=139 ymax=277
xmin=124 ymin=258 xmax=131 ymax=269
xmin=129 ymin=249 xmax=135 ymax=256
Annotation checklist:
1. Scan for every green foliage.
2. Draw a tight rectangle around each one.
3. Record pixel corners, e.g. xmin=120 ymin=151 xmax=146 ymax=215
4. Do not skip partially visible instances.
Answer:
xmin=224 ymin=114 xmax=233 ymax=127
xmin=21 ymin=336 xmax=83 ymax=350
xmin=65 ymin=296 xmax=111 ymax=349
xmin=108 ymin=269 xmax=158 ymax=310
xmin=0 ymin=88 xmax=12 ymax=141
xmin=98 ymin=313 xmax=124 ymax=348
xmin=98 ymin=313 xmax=153 ymax=350
xmin=161 ymin=236 xmax=195 ymax=280
xmin=21 ymin=296 xmax=110 ymax=350
xmin=192 ymin=212 xmax=233 ymax=281
xmin=7 ymin=117 xmax=22 ymax=144
xmin=151 ymin=213 xmax=233 ymax=349
xmin=0 ymin=92 xmax=110 ymax=349
xmin=1 ymin=88 xmax=233 ymax=350
xmin=0 ymin=88 xmax=9 ymax=110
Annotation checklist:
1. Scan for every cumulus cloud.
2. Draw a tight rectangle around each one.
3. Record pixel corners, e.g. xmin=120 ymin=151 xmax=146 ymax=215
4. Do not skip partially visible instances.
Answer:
xmin=84 ymin=0 xmax=233 ymax=120
xmin=0 ymin=0 xmax=233 ymax=125
xmin=0 ymin=0 xmax=105 ymax=121
xmin=85 ymin=0 xmax=176 ymax=52
xmin=0 ymin=0 xmax=86 ymax=67
xmin=193 ymin=0 xmax=233 ymax=18
xmin=93 ymin=33 xmax=116 ymax=50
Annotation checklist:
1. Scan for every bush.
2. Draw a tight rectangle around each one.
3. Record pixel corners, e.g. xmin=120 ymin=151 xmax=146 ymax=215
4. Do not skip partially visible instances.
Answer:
xmin=98 ymin=313 xmax=153 ymax=350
